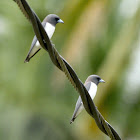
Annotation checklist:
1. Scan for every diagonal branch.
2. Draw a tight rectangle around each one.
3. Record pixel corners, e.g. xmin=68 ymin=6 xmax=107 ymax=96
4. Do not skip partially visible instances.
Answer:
xmin=13 ymin=0 xmax=121 ymax=139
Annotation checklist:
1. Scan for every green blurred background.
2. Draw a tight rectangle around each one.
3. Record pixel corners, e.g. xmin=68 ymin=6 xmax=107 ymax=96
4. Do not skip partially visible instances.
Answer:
xmin=0 ymin=0 xmax=140 ymax=140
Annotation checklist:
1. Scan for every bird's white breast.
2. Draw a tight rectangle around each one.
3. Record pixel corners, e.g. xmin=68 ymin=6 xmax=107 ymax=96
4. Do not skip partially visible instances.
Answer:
xmin=36 ymin=22 xmax=55 ymax=46
xmin=79 ymin=82 xmax=97 ymax=115
xmin=45 ymin=22 xmax=55 ymax=39
xmin=88 ymin=82 xmax=97 ymax=100
xmin=81 ymin=82 xmax=97 ymax=105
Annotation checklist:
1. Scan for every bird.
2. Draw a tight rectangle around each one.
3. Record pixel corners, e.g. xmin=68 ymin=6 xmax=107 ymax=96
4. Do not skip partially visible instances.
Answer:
xmin=24 ymin=14 xmax=64 ymax=63
xmin=70 ymin=75 xmax=105 ymax=124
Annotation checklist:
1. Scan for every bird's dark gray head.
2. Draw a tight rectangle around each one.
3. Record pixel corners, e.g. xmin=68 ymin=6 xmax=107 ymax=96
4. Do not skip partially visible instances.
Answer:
xmin=43 ymin=14 xmax=64 ymax=26
xmin=85 ymin=75 xmax=105 ymax=85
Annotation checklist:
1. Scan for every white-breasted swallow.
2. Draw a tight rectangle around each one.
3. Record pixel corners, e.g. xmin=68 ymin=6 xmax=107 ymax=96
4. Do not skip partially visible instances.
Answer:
xmin=70 ymin=75 xmax=105 ymax=124
xmin=24 ymin=14 xmax=64 ymax=63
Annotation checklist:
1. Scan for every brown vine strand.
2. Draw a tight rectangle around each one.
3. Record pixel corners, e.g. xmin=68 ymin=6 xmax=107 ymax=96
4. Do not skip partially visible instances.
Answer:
xmin=13 ymin=0 xmax=121 ymax=139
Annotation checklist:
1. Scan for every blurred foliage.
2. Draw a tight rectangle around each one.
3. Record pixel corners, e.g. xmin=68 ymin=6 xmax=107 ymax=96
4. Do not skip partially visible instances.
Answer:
xmin=0 ymin=0 xmax=140 ymax=140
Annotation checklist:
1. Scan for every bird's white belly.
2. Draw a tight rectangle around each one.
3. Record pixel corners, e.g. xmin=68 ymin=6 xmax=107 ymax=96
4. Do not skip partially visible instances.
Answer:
xmin=45 ymin=22 xmax=55 ymax=39
xmin=88 ymin=82 xmax=97 ymax=100
xmin=35 ymin=22 xmax=55 ymax=47
xmin=35 ymin=41 xmax=40 ymax=47
xmin=79 ymin=83 xmax=97 ymax=113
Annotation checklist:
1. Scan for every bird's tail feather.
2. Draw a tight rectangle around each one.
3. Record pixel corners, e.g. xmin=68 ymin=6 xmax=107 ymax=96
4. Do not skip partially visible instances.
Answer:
xmin=70 ymin=102 xmax=83 ymax=124
xmin=70 ymin=108 xmax=79 ymax=124
xmin=70 ymin=117 xmax=76 ymax=124
xmin=24 ymin=55 xmax=30 ymax=63
xmin=24 ymin=48 xmax=41 ymax=63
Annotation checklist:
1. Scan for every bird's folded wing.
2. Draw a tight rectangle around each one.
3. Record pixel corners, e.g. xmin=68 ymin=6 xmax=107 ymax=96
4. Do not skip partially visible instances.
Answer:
xmin=84 ymin=81 xmax=91 ymax=91
xmin=30 ymin=21 xmax=46 ymax=51
xmin=24 ymin=21 xmax=46 ymax=62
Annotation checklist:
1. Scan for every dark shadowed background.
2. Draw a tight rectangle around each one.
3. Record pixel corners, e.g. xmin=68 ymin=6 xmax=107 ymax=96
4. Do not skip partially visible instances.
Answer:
xmin=0 ymin=0 xmax=140 ymax=140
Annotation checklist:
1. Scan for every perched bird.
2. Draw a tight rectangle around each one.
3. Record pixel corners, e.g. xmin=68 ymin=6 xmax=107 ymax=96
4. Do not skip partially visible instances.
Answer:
xmin=24 ymin=14 xmax=64 ymax=63
xmin=70 ymin=75 xmax=105 ymax=124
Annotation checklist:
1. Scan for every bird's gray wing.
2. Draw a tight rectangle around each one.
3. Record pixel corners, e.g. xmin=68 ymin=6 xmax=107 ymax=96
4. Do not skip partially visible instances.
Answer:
xmin=84 ymin=81 xmax=91 ymax=91
xmin=70 ymin=82 xmax=91 ymax=123
xmin=70 ymin=96 xmax=82 ymax=123
xmin=24 ymin=21 xmax=46 ymax=63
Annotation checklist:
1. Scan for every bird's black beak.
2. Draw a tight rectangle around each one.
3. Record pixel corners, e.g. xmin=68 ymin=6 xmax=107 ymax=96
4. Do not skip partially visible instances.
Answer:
xmin=57 ymin=19 xmax=64 ymax=24
xmin=99 ymin=79 xmax=105 ymax=83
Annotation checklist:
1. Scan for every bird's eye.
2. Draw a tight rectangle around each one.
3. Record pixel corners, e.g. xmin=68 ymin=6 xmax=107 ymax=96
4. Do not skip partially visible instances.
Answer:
xmin=97 ymin=78 xmax=100 ymax=81
xmin=55 ymin=18 xmax=59 ymax=21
